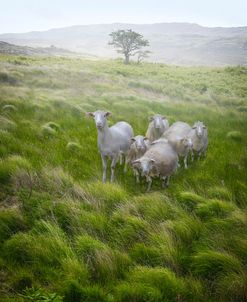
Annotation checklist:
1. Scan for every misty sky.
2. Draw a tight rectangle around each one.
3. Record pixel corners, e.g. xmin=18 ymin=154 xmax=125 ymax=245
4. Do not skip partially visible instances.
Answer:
xmin=0 ymin=0 xmax=246 ymax=34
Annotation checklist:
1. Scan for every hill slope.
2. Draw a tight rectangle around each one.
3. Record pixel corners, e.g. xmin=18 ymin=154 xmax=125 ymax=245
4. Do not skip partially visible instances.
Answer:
xmin=1 ymin=23 xmax=247 ymax=65
xmin=0 ymin=55 xmax=247 ymax=301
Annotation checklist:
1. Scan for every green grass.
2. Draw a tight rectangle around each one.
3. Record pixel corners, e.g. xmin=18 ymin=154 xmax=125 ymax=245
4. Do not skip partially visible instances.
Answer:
xmin=0 ymin=54 xmax=247 ymax=301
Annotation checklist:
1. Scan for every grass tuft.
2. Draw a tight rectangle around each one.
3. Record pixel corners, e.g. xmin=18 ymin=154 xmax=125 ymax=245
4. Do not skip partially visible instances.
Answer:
xmin=0 ymin=115 xmax=16 ymax=131
xmin=226 ymin=130 xmax=242 ymax=141
xmin=191 ymin=250 xmax=242 ymax=280
xmin=66 ymin=142 xmax=82 ymax=153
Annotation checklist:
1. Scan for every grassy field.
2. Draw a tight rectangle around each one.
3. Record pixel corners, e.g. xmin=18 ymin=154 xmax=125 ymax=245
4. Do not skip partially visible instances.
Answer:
xmin=0 ymin=54 xmax=247 ymax=301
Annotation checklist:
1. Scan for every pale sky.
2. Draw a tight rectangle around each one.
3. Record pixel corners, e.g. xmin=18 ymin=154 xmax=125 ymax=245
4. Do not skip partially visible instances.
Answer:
xmin=0 ymin=0 xmax=246 ymax=34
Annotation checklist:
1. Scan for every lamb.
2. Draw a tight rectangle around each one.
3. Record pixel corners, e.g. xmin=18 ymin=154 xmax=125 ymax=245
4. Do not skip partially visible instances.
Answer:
xmin=161 ymin=121 xmax=193 ymax=169
xmin=188 ymin=121 xmax=208 ymax=160
xmin=126 ymin=135 xmax=150 ymax=182
xmin=132 ymin=140 xmax=178 ymax=191
xmin=86 ymin=110 xmax=134 ymax=182
xmin=145 ymin=114 xmax=169 ymax=142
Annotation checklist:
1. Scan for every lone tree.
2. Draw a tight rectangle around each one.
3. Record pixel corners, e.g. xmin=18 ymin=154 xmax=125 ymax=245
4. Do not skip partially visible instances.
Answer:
xmin=109 ymin=29 xmax=149 ymax=64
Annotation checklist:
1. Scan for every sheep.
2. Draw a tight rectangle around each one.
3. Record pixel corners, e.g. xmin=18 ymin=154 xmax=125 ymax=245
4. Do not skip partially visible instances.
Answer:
xmin=152 ymin=136 xmax=192 ymax=169
xmin=188 ymin=121 xmax=208 ymax=160
xmin=161 ymin=121 xmax=193 ymax=168
xmin=145 ymin=114 xmax=169 ymax=142
xmin=126 ymin=135 xmax=150 ymax=182
xmin=86 ymin=110 xmax=134 ymax=182
xmin=132 ymin=140 xmax=178 ymax=191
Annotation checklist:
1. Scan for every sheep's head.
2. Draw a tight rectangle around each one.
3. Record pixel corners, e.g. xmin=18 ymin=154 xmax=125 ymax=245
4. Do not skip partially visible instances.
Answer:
xmin=86 ymin=110 xmax=111 ymax=131
xmin=132 ymin=158 xmax=155 ymax=176
xmin=180 ymin=137 xmax=193 ymax=149
xmin=149 ymin=114 xmax=167 ymax=129
xmin=192 ymin=121 xmax=206 ymax=138
xmin=131 ymin=135 xmax=149 ymax=152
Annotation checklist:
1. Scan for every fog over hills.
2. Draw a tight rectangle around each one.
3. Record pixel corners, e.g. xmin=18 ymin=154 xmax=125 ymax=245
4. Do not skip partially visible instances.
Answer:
xmin=1 ymin=23 xmax=247 ymax=66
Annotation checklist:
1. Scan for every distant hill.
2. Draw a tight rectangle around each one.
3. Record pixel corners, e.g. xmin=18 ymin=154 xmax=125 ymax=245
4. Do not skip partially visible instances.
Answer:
xmin=1 ymin=23 xmax=247 ymax=66
xmin=0 ymin=41 xmax=83 ymax=57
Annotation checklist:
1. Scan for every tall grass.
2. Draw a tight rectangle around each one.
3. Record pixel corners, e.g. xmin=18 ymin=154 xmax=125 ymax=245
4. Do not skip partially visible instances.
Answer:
xmin=0 ymin=54 xmax=247 ymax=301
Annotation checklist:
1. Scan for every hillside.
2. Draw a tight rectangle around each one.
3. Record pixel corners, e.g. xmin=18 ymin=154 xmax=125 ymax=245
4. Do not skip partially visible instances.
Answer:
xmin=1 ymin=23 xmax=247 ymax=66
xmin=0 ymin=41 xmax=83 ymax=57
xmin=0 ymin=54 xmax=247 ymax=301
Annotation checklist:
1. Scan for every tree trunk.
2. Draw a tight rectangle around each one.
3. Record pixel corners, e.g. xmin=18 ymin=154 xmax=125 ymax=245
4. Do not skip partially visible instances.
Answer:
xmin=124 ymin=53 xmax=130 ymax=64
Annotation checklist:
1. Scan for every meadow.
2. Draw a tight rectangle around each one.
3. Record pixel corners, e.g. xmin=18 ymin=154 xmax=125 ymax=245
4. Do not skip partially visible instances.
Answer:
xmin=0 ymin=54 xmax=247 ymax=301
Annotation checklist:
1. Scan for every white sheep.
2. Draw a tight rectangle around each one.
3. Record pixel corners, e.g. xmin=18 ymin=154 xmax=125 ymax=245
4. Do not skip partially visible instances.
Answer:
xmin=126 ymin=135 xmax=150 ymax=182
xmin=132 ymin=140 xmax=178 ymax=191
xmin=161 ymin=121 xmax=193 ymax=169
xmin=188 ymin=121 xmax=208 ymax=160
xmin=145 ymin=114 xmax=169 ymax=142
xmin=86 ymin=110 xmax=134 ymax=182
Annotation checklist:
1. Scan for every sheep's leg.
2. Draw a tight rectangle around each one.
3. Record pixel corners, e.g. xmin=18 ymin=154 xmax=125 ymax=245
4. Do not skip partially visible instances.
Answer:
xmin=134 ymin=169 xmax=140 ymax=183
xmin=165 ymin=176 xmax=170 ymax=187
xmin=191 ymin=150 xmax=194 ymax=162
xmin=123 ymin=154 xmax=128 ymax=173
xmin=146 ymin=176 xmax=152 ymax=192
xmin=161 ymin=176 xmax=167 ymax=188
xmin=101 ymin=154 xmax=107 ymax=182
xmin=184 ymin=155 xmax=188 ymax=169
xmin=119 ymin=152 xmax=123 ymax=165
xmin=110 ymin=154 xmax=118 ymax=182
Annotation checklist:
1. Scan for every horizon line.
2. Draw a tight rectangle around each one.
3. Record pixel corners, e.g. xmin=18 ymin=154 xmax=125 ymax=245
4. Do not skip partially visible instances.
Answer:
xmin=1 ymin=21 xmax=247 ymax=36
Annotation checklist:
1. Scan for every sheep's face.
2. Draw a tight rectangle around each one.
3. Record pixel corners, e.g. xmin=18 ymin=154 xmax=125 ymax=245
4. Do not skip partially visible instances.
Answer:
xmin=132 ymin=158 xmax=155 ymax=176
xmin=192 ymin=121 xmax=206 ymax=138
xmin=86 ymin=110 xmax=111 ymax=131
xmin=150 ymin=114 xmax=166 ymax=129
xmin=131 ymin=135 xmax=148 ymax=152
xmin=181 ymin=137 xmax=193 ymax=149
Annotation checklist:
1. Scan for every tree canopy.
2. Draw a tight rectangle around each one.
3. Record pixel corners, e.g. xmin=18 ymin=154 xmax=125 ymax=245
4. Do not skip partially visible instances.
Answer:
xmin=109 ymin=29 xmax=149 ymax=64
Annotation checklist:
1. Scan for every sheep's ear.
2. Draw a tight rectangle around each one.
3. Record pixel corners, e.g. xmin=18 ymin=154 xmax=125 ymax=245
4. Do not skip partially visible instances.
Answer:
xmin=104 ymin=111 xmax=112 ymax=118
xmin=132 ymin=159 xmax=140 ymax=165
xmin=150 ymin=158 xmax=156 ymax=163
xmin=144 ymin=137 xmax=148 ymax=141
xmin=86 ymin=112 xmax=95 ymax=117
xmin=192 ymin=125 xmax=197 ymax=129
xmin=131 ymin=137 xmax=136 ymax=143
xmin=203 ymin=125 xmax=207 ymax=129
xmin=149 ymin=116 xmax=154 ymax=121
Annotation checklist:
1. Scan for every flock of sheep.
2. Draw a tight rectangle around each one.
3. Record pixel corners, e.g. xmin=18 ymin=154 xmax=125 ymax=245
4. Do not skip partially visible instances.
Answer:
xmin=86 ymin=111 xmax=208 ymax=191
